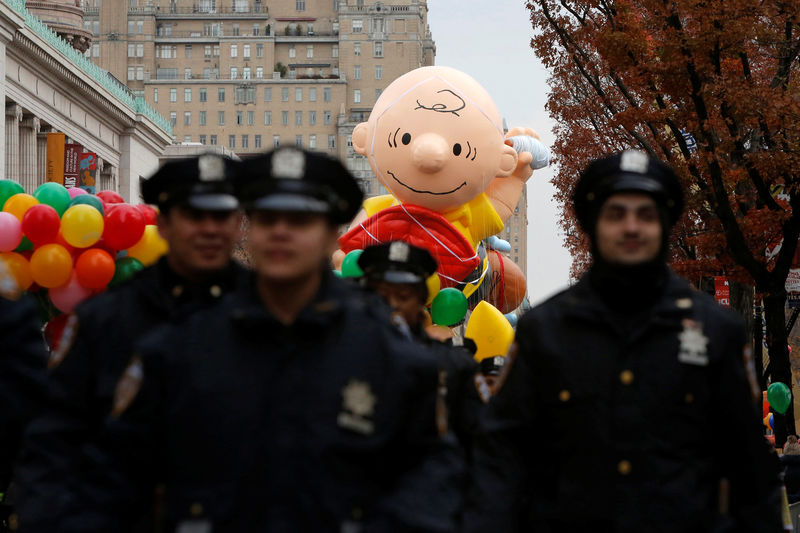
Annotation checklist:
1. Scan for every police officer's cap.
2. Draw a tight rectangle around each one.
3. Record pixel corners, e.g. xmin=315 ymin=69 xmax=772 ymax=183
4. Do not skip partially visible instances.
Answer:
xmin=141 ymin=154 xmax=239 ymax=211
xmin=358 ymin=241 xmax=437 ymax=285
xmin=573 ymin=150 xmax=684 ymax=232
xmin=238 ymin=147 xmax=363 ymax=224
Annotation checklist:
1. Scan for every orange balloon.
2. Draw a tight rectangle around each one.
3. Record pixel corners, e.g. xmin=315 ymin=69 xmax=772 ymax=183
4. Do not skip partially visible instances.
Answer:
xmin=75 ymin=248 xmax=115 ymax=289
xmin=30 ymin=243 xmax=73 ymax=288
xmin=0 ymin=251 xmax=33 ymax=291
xmin=3 ymin=193 xmax=39 ymax=222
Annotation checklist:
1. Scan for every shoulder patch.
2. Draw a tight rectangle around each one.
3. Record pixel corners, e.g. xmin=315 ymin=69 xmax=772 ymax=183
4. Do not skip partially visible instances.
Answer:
xmin=111 ymin=356 xmax=144 ymax=418
xmin=491 ymin=342 xmax=519 ymax=395
xmin=48 ymin=314 xmax=79 ymax=370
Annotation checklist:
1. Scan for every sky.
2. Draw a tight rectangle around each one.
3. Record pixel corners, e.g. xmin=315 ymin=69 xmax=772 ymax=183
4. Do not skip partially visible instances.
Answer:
xmin=425 ymin=0 xmax=573 ymax=305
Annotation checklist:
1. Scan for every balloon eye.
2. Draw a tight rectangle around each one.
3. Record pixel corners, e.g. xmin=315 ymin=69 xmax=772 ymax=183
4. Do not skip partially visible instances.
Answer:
xmin=401 ymin=133 xmax=411 ymax=145
xmin=453 ymin=144 xmax=462 ymax=156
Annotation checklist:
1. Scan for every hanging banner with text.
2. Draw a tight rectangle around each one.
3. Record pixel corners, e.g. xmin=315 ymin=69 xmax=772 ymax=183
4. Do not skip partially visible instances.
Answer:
xmin=714 ymin=276 xmax=730 ymax=307
xmin=79 ymin=152 xmax=97 ymax=194
xmin=63 ymin=144 xmax=81 ymax=189
xmin=45 ymin=132 xmax=65 ymax=184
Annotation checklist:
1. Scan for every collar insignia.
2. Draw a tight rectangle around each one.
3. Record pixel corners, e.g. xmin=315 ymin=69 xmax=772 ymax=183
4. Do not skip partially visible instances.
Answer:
xmin=337 ymin=379 xmax=376 ymax=435
xmin=678 ymin=319 xmax=709 ymax=366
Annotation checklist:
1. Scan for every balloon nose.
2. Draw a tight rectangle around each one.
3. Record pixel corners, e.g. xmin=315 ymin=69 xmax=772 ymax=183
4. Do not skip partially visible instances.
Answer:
xmin=412 ymin=133 xmax=449 ymax=174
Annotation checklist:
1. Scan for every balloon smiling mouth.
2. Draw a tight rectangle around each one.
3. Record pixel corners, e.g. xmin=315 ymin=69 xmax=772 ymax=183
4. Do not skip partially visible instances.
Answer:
xmin=387 ymin=171 xmax=467 ymax=196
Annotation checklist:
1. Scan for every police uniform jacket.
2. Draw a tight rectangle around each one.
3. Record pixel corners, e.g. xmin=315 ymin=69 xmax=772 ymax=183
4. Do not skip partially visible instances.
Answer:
xmin=74 ymin=272 xmax=463 ymax=533
xmin=15 ymin=258 xmax=246 ymax=531
xmin=466 ymin=269 xmax=781 ymax=533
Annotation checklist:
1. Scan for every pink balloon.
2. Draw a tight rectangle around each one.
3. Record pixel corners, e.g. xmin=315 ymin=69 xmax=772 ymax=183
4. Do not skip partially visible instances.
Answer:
xmin=49 ymin=271 xmax=92 ymax=313
xmin=0 ymin=211 xmax=23 ymax=252
xmin=68 ymin=187 xmax=88 ymax=199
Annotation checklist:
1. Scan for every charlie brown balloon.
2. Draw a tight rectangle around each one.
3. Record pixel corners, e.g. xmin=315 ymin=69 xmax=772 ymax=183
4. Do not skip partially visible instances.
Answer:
xmin=337 ymin=66 xmax=545 ymax=303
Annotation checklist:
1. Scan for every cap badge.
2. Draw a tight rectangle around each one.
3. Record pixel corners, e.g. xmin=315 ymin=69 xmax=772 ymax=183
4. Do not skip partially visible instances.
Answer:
xmin=272 ymin=149 xmax=305 ymax=180
xmin=620 ymin=150 xmax=649 ymax=174
xmin=388 ymin=241 xmax=410 ymax=262
xmin=198 ymin=155 xmax=225 ymax=182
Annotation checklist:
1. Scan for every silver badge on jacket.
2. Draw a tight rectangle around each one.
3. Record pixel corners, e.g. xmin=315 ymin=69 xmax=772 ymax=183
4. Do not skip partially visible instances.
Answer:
xmin=678 ymin=319 xmax=709 ymax=366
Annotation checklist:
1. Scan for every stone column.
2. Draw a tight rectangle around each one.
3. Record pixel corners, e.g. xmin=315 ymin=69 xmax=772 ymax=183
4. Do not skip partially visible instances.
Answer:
xmin=19 ymin=115 xmax=40 ymax=191
xmin=36 ymin=127 xmax=49 ymax=181
xmin=5 ymin=103 xmax=21 ymax=182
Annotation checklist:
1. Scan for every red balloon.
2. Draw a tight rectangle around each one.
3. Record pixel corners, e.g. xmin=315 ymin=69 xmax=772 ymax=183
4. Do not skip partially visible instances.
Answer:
xmin=91 ymin=238 xmax=118 ymax=255
xmin=103 ymin=204 xmax=146 ymax=250
xmin=55 ymin=230 xmax=76 ymax=256
xmin=96 ymin=190 xmax=124 ymax=204
xmin=75 ymin=248 xmax=116 ymax=289
xmin=135 ymin=204 xmax=158 ymax=225
xmin=22 ymin=204 xmax=61 ymax=245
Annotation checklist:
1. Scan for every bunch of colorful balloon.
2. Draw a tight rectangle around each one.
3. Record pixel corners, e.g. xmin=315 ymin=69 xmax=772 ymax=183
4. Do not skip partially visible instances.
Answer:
xmin=0 ymin=180 xmax=168 ymax=315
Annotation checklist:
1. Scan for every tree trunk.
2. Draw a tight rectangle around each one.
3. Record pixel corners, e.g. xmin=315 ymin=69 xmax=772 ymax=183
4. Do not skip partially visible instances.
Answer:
xmin=763 ymin=289 xmax=795 ymax=446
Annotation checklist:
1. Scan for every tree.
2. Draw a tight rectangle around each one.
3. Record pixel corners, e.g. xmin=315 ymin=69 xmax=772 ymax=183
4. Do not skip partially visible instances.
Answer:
xmin=526 ymin=0 xmax=800 ymax=443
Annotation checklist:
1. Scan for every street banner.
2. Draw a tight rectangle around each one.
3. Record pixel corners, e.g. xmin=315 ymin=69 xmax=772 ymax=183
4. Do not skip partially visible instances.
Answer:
xmin=63 ymin=144 xmax=81 ymax=189
xmin=46 ymin=132 xmax=65 ymax=184
xmin=79 ymin=152 xmax=98 ymax=194
xmin=786 ymin=269 xmax=800 ymax=294
xmin=714 ymin=276 xmax=730 ymax=307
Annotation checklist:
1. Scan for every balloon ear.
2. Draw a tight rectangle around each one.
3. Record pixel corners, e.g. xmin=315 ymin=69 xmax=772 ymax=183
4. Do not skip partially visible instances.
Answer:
xmin=497 ymin=143 xmax=518 ymax=177
xmin=352 ymin=122 xmax=369 ymax=156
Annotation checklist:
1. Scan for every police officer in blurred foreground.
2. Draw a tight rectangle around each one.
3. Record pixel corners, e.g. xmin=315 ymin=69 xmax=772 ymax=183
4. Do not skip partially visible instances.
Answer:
xmin=73 ymin=147 xmax=463 ymax=532
xmin=358 ymin=241 xmax=479 ymax=452
xmin=466 ymin=150 xmax=782 ymax=532
xmin=15 ymin=154 xmax=247 ymax=531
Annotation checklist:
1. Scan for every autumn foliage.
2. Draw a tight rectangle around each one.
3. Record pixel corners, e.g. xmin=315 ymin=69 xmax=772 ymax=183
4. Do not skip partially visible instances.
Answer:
xmin=526 ymin=0 xmax=800 ymax=438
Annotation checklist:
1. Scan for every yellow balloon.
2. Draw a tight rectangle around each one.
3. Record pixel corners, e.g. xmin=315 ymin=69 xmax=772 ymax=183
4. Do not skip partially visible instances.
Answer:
xmin=464 ymin=300 xmax=514 ymax=363
xmin=0 ymin=251 xmax=33 ymax=292
xmin=30 ymin=243 xmax=73 ymax=288
xmin=3 ymin=193 xmax=39 ymax=222
xmin=425 ymin=272 xmax=441 ymax=307
xmin=126 ymin=225 xmax=168 ymax=266
xmin=61 ymin=204 xmax=104 ymax=248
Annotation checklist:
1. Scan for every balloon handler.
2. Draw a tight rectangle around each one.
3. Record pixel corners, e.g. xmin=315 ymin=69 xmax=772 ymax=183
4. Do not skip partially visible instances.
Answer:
xmin=335 ymin=66 xmax=547 ymax=318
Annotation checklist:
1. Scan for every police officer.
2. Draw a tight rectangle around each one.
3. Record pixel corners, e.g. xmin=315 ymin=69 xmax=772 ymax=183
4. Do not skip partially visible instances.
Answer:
xmin=465 ymin=150 xmax=782 ymax=532
xmin=15 ymin=154 xmax=247 ymax=532
xmin=71 ymin=147 xmax=463 ymax=532
xmin=357 ymin=241 xmax=480 ymax=450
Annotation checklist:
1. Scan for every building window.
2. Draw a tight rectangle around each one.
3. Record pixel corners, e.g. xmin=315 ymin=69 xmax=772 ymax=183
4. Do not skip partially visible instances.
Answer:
xmin=231 ymin=67 xmax=238 ymax=79
xmin=185 ymin=44 xmax=192 ymax=58
xmin=289 ymin=68 xmax=296 ymax=79
xmin=375 ymin=88 xmax=382 ymax=101
xmin=169 ymin=88 xmax=177 ymax=102
xmin=92 ymin=43 xmax=99 ymax=57
xmin=169 ymin=112 xmax=177 ymax=127
xmin=232 ymin=23 xmax=240 ymax=36
xmin=296 ymin=0 xmax=305 ymax=10
xmin=184 ymin=112 xmax=191 ymax=126
xmin=128 ymin=44 xmax=135 ymax=57
xmin=289 ymin=45 xmax=296 ymax=59
xmin=185 ymin=68 xmax=192 ymax=79
xmin=184 ymin=88 xmax=192 ymax=102
xmin=353 ymin=65 xmax=361 ymax=79
xmin=323 ymin=110 xmax=331 ymax=125
xmin=137 ymin=20 xmax=144 ymax=33
xmin=264 ymin=87 xmax=272 ymax=101
xmin=375 ymin=65 xmax=382 ymax=80
xmin=199 ymin=134 xmax=207 ymax=144
xmin=295 ymin=111 xmax=302 ymax=126
xmin=255 ymin=134 xmax=262 ymax=148
xmin=328 ymin=134 xmax=335 ymax=149
xmin=213 ymin=45 xmax=220 ymax=57
xmin=309 ymin=134 xmax=317 ymax=149
xmin=218 ymin=111 xmax=225 ymax=125
xmin=256 ymin=67 xmax=263 ymax=79
xmin=236 ymin=111 xmax=244 ymax=125
xmin=307 ymin=23 xmax=314 ymax=35
xmin=231 ymin=44 xmax=238 ymax=59
xmin=229 ymin=135 xmax=236 ymax=148
xmin=218 ymin=88 xmax=225 ymax=102
xmin=309 ymin=110 xmax=316 ymax=125
xmin=243 ymin=67 xmax=251 ymax=79
xmin=273 ymin=135 xmax=280 ymax=147
xmin=205 ymin=45 xmax=211 ymax=58
xmin=307 ymin=45 xmax=313 ymax=58
xmin=127 ymin=67 xmax=134 ymax=80
xmin=257 ymin=43 xmax=264 ymax=57
xmin=281 ymin=111 xmax=289 ymax=125
xmin=353 ymin=42 xmax=361 ymax=56
xmin=352 ymin=19 xmax=362 ymax=32
xmin=153 ymin=88 xmax=158 ymax=102
xmin=264 ymin=111 xmax=272 ymax=125
xmin=235 ymin=85 xmax=255 ymax=104
xmin=281 ymin=88 xmax=289 ymax=102
xmin=210 ymin=135 xmax=217 ymax=145
xmin=353 ymin=89 xmax=361 ymax=103
xmin=295 ymin=135 xmax=303 ymax=147
xmin=295 ymin=88 xmax=303 ymax=102
xmin=199 ymin=111 xmax=207 ymax=125
xmin=253 ymin=23 xmax=260 ymax=36
xmin=136 ymin=67 xmax=144 ymax=80
xmin=243 ymin=45 xmax=250 ymax=59
xmin=332 ymin=44 xmax=339 ymax=58
xmin=323 ymin=87 xmax=331 ymax=102
xmin=247 ymin=110 xmax=254 ymax=125
xmin=184 ymin=135 xmax=192 ymax=143
xmin=242 ymin=135 xmax=249 ymax=148
xmin=199 ymin=88 xmax=207 ymax=102
xmin=309 ymin=88 xmax=317 ymax=102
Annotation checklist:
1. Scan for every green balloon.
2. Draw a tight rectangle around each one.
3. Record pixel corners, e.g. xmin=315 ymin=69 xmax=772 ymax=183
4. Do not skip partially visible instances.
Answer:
xmin=15 ymin=236 xmax=33 ymax=252
xmin=767 ymin=382 xmax=792 ymax=414
xmin=431 ymin=287 xmax=468 ymax=326
xmin=33 ymin=182 xmax=71 ymax=216
xmin=69 ymin=194 xmax=104 ymax=215
xmin=0 ymin=180 xmax=24 ymax=209
xmin=341 ymin=249 xmax=364 ymax=278
xmin=110 ymin=256 xmax=144 ymax=286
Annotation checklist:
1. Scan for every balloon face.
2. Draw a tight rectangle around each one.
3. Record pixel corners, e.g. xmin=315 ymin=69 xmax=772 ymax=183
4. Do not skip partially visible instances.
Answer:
xmin=0 ymin=251 xmax=33 ymax=291
xmin=0 ymin=180 xmax=24 ymax=209
xmin=430 ymin=287 xmax=468 ymax=326
xmin=49 ymin=271 xmax=92 ymax=313
xmin=30 ymin=243 xmax=73 ymax=288
xmin=61 ymin=204 xmax=105 ymax=248
xmin=4 ymin=193 xmax=39 ymax=222
xmin=33 ymin=182 xmax=71 ymax=216
xmin=126 ymin=225 xmax=168 ymax=266
xmin=767 ymin=382 xmax=792 ymax=414
xmin=22 ymin=204 xmax=61 ymax=246
xmin=0 ymin=211 xmax=23 ymax=252
xmin=75 ymin=248 xmax=116 ymax=289
xmin=103 ymin=204 xmax=146 ymax=250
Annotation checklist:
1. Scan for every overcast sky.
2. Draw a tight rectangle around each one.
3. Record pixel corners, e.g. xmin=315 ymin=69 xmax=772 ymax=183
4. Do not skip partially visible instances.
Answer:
xmin=426 ymin=0 xmax=573 ymax=305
